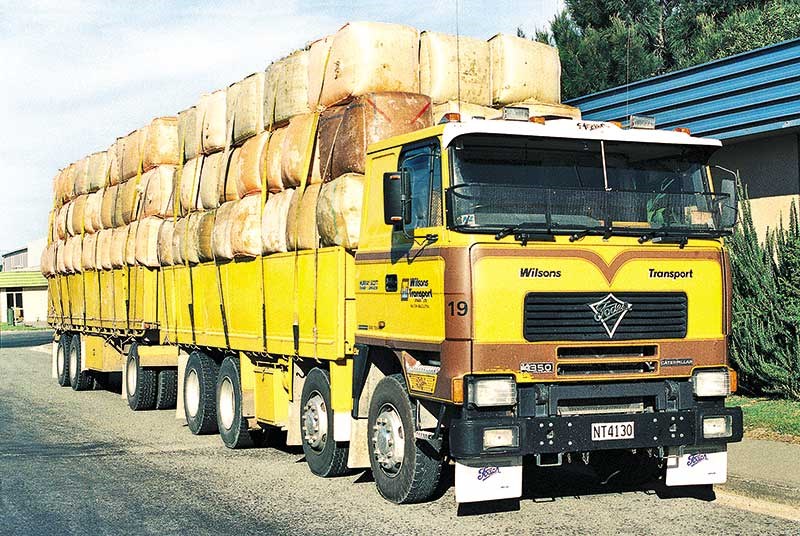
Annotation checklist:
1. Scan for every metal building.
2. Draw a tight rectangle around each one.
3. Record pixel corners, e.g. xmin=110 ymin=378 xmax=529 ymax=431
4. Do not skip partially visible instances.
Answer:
xmin=0 ymin=239 xmax=48 ymax=326
xmin=566 ymin=38 xmax=800 ymax=237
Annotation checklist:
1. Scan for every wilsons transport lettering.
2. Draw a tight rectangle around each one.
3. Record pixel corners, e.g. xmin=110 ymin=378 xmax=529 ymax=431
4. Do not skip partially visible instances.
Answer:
xmin=649 ymin=268 xmax=693 ymax=279
xmin=520 ymin=267 xmax=561 ymax=278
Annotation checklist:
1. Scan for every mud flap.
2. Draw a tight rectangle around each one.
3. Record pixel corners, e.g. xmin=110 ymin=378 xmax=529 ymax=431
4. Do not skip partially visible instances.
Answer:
xmin=455 ymin=456 xmax=523 ymax=503
xmin=666 ymin=447 xmax=727 ymax=486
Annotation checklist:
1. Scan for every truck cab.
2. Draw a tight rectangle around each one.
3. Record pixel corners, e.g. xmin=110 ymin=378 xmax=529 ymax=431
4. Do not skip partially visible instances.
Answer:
xmin=354 ymin=112 xmax=743 ymax=503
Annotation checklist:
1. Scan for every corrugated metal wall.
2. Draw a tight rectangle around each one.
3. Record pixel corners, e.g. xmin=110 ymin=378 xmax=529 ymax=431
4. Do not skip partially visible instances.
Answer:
xmin=566 ymin=38 xmax=800 ymax=140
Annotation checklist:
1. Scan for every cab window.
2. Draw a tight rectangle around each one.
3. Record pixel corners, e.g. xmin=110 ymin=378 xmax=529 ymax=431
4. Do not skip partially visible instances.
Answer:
xmin=399 ymin=143 xmax=442 ymax=231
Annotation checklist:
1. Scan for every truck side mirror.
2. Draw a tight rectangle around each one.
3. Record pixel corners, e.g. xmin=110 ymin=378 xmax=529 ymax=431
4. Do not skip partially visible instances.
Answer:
xmin=383 ymin=172 xmax=403 ymax=226
xmin=714 ymin=165 xmax=739 ymax=227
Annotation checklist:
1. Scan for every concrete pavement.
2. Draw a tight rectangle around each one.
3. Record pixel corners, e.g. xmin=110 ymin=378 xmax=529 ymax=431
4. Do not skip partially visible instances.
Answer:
xmin=722 ymin=439 xmax=800 ymax=508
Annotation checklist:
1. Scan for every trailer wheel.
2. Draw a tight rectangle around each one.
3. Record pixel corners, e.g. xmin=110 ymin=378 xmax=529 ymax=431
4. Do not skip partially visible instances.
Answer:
xmin=300 ymin=368 xmax=349 ymax=477
xmin=216 ymin=356 xmax=257 ymax=449
xmin=56 ymin=334 xmax=71 ymax=387
xmin=126 ymin=342 xmax=157 ymax=411
xmin=69 ymin=334 xmax=94 ymax=391
xmin=368 ymin=374 xmax=443 ymax=504
xmin=184 ymin=350 xmax=219 ymax=435
xmin=155 ymin=369 xmax=178 ymax=410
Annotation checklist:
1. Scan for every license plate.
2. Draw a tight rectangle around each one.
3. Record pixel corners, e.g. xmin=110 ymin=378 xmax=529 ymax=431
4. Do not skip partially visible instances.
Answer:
xmin=591 ymin=421 xmax=635 ymax=441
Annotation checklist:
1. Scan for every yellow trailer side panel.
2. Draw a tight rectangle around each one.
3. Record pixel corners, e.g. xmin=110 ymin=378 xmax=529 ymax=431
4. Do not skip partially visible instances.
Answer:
xmin=130 ymin=266 xmax=158 ymax=328
xmin=84 ymin=270 xmax=101 ymax=327
xmin=220 ymin=258 xmax=264 ymax=352
xmin=99 ymin=270 xmax=116 ymax=329
xmin=67 ymin=273 xmax=85 ymax=326
xmin=113 ymin=269 xmax=128 ymax=330
xmin=83 ymin=334 xmax=124 ymax=372
xmin=191 ymin=262 xmax=227 ymax=349
xmin=172 ymin=266 xmax=194 ymax=344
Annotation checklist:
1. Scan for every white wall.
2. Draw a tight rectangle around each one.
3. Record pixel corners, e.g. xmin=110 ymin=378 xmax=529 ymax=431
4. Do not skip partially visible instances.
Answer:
xmin=23 ymin=287 xmax=48 ymax=324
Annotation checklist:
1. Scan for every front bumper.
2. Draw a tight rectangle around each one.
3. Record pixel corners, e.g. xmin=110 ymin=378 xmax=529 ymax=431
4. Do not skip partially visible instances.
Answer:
xmin=449 ymin=388 xmax=743 ymax=460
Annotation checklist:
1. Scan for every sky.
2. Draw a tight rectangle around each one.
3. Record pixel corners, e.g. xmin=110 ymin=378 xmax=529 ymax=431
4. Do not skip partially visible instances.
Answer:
xmin=0 ymin=0 xmax=564 ymax=256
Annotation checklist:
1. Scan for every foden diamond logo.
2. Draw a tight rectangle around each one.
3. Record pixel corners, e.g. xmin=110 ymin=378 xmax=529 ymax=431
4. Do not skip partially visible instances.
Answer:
xmin=587 ymin=293 xmax=633 ymax=338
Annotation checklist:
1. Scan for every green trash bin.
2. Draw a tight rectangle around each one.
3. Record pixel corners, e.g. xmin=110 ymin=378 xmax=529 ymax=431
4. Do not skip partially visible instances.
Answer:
xmin=6 ymin=307 xmax=14 ymax=326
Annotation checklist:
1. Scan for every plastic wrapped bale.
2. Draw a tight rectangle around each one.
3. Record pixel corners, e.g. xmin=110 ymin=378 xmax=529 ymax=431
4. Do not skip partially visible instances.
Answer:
xmin=52 ymin=169 xmax=64 ymax=205
xmin=265 ymin=50 xmax=311 ymax=126
xmin=101 ymin=185 xmax=118 ymax=229
xmin=81 ymin=233 xmax=97 ymax=271
xmin=135 ymin=217 xmax=162 ymax=268
xmin=62 ymin=163 xmax=77 ymax=202
xmin=185 ymin=212 xmax=202 ymax=265
xmin=108 ymin=139 xmax=121 ymax=186
xmin=237 ymin=131 xmax=269 ymax=197
xmin=219 ymin=148 xmax=240 ymax=204
xmin=318 ymin=22 xmax=420 ymax=107
xmin=55 ymin=240 xmax=66 ymax=274
xmin=509 ymin=101 xmax=581 ymax=120
xmin=178 ymin=106 xmax=201 ymax=162
xmin=69 ymin=194 xmax=87 ymax=236
xmin=72 ymin=157 xmax=90 ymax=197
xmin=141 ymin=116 xmax=180 ymax=172
xmin=158 ymin=219 xmax=174 ymax=266
xmin=194 ymin=210 xmax=216 ymax=262
xmin=197 ymin=152 xmax=223 ymax=209
xmin=40 ymin=243 xmax=56 ymax=277
xmin=110 ymin=226 xmax=127 ymax=268
xmin=141 ymin=165 xmax=176 ymax=218
xmin=56 ymin=203 xmax=69 ymax=240
xmin=116 ymin=177 xmax=142 ymax=225
xmin=83 ymin=189 xmax=104 ymax=234
xmin=228 ymin=72 xmax=265 ymax=146
xmin=307 ymin=36 xmax=332 ymax=110
xmin=317 ymin=105 xmax=345 ymax=181
xmin=286 ymin=182 xmax=321 ymax=250
xmin=317 ymin=173 xmax=364 ymax=249
xmin=211 ymin=201 xmax=236 ymax=260
xmin=489 ymin=34 xmax=561 ymax=105
xmin=96 ymin=230 xmax=112 ymax=270
xmin=261 ymin=188 xmax=296 ymax=254
xmin=265 ymin=128 xmax=286 ymax=193
xmin=87 ymin=151 xmax=109 ymax=192
xmin=180 ymin=156 xmax=204 ymax=215
xmin=281 ymin=113 xmax=317 ymax=188
xmin=432 ymin=101 xmax=501 ymax=122
xmin=420 ymin=32 xmax=491 ymax=105
xmin=199 ymin=90 xmax=227 ymax=154
xmin=330 ymin=93 xmax=432 ymax=178
xmin=230 ymin=195 xmax=262 ymax=257
xmin=172 ymin=217 xmax=189 ymax=265
xmin=60 ymin=238 xmax=72 ymax=273
xmin=120 ymin=129 xmax=143 ymax=182
xmin=125 ymin=221 xmax=139 ymax=265
xmin=64 ymin=236 xmax=79 ymax=273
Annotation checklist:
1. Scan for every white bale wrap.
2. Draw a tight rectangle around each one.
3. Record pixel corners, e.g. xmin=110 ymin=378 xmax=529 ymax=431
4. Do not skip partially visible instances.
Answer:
xmin=141 ymin=116 xmax=180 ymax=172
xmin=120 ymin=129 xmax=143 ymax=182
xmin=81 ymin=233 xmax=97 ymax=271
xmin=230 ymin=195 xmax=262 ymax=257
xmin=87 ymin=151 xmax=109 ymax=192
xmin=211 ymin=201 xmax=236 ymax=260
xmin=318 ymin=22 xmax=419 ymax=107
xmin=199 ymin=89 xmax=227 ymax=154
xmin=158 ymin=219 xmax=174 ymax=266
xmin=286 ymin=182 xmax=321 ymax=250
xmin=180 ymin=156 xmax=204 ymax=215
xmin=228 ymin=72 xmax=266 ymax=146
xmin=199 ymin=152 xmax=225 ymax=209
xmin=110 ymin=227 xmax=127 ymax=268
xmin=141 ymin=165 xmax=176 ymax=219
xmin=265 ymin=128 xmax=286 ymax=193
xmin=237 ymin=131 xmax=269 ymax=197
xmin=109 ymin=139 xmax=121 ymax=186
xmin=261 ymin=188 xmax=296 ymax=254
xmin=281 ymin=113 xmax=316 ymax=188
xmin=419 ymin=32 xmax=491 ymax=105
xmin=73 ymin=157 xmax=90 ymax=196
xmin=265 ymin=50 xmax=311 ymax=125
xmin=489 ymin=34 xmax=561 ymax=105
xmin=125 ymin=221 xmax=139 ymax=265
xmin=83 ymin=189 xmax=104 ymax=234
xmin=97 ymin=230 xmax=113 ymax=270
xmin=178 ymin=106 xmax=201 ymax=162
xmin=172 ymin=217 xmax=188 ymax=265
xmin=317 ymin=173 xmax=364 ymax=250
xmin=136 ymin=217 xmax=165 ymax=268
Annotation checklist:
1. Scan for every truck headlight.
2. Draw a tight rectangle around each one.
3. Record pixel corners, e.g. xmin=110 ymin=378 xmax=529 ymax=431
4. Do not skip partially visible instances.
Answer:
xmin=692 ymin=369 xmax=731 ymax=397
xmin=703 ymin=416 xmax=733 ymax=438
xmin=467 ymin=377 xmax=517 ymax=407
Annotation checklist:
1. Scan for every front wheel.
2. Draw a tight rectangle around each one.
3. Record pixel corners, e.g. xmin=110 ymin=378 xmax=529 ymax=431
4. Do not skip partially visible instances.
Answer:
xmin=300 ymin=368 xmax=349 ymax=477
xmin=368 ymin=374 xmax=443 ymax=504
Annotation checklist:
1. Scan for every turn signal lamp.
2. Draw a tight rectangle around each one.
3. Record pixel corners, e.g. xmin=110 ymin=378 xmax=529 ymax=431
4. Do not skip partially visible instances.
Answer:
xmin=729 ymin=369 xmax=738 ymax=393
xmin=529 ymin=116 xmax=546 ymax=125
xmin=674 ymin=127 xmax=691 ymax=134
xmin=439 ymin=112 xmax=461 ymax=124
xmin=609 ymin=121 xmax=623 ymax=128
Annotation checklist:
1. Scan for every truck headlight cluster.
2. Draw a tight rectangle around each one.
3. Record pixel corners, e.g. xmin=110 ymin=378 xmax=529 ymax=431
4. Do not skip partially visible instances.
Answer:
xmin=703 ymin=416 xmax=733 ymax=438
xmin=467 ymin=376 xmax=517 ymax=407
xmin=692 ymin=369 xmax=731 ymax=397
xmin=483 ymin=427 xmax=519 ymax=449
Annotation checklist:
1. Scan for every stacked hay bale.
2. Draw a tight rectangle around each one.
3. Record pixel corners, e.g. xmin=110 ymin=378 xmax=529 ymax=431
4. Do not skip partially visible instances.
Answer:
xmin=43 ymin=22 xmax=572 ymax=280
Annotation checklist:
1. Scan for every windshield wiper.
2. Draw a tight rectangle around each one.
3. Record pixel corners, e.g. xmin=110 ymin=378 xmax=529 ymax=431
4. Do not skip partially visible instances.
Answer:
xmin=638 ymin=231 xmax=689 ymax=248
xmin=494 ymin=223 xmax=556 ymax=246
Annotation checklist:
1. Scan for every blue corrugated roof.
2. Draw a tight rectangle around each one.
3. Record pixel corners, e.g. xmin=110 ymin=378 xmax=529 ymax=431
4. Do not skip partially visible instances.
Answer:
xmin=566 ymin=38 xmax=800 ymax=140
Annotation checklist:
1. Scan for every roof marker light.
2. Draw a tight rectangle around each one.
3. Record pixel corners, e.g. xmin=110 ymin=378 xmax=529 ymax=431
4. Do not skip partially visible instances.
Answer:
xmin=439 ymin=112 xmax=461 ymax=124
xmin=502 ymin=106 xmax=530 ymax=121
xmin=529 ymin=116 xmax=546 ymax=125
xmin=627 ymin=115 xmax=656 ymax=129
xmin=674 ymin=127 xmax=691 ymax=134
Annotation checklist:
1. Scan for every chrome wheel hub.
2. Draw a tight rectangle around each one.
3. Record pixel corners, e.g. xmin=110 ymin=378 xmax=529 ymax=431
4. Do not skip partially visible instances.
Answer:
xmin=126 ymin=357 xmax=137 ymax=396
xmin=185 ymin=369 xmax=200 ymax=418
xmin=302 ymin=392 xmax=328 ymax=451
xmin=219 ymin=377 xmax=235 ymax=430
xmin=57 ymin=345 xmax=65 ymax=376
xmin=372 ymin=404 xmax=405 ymax=475
xmin=69 ymin=347 xmax=78 ymax=382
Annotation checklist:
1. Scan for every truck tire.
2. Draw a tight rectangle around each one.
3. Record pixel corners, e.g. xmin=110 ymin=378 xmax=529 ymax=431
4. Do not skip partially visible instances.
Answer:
xmin=126 ymin=342 xmax=157 ymax=411
xmin=184 ymin=350 xmax=219 ymax=435
xmin=300 ymin=367 xmax=349 ymax=477
xmin=368 ymin=373 xmax=443 ymax=504
xmin=155 ymin=369 xmax=178 ymax=410
xmin=216 ymin=356 xmax=256 ymax=449
xmin=56 ymin=334 xmax=71 ymax=387
xmin=69 ymin=334 xmax=94 ymax=391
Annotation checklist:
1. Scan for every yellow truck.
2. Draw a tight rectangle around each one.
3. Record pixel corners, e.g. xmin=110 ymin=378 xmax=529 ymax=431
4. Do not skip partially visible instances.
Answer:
xmin=49 ymin=109 xmax=743 ymax=504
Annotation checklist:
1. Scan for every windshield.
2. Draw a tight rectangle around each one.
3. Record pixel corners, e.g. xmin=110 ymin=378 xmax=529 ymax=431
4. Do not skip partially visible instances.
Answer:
xmin=448 ymin=134 xmax=735 ymax=235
